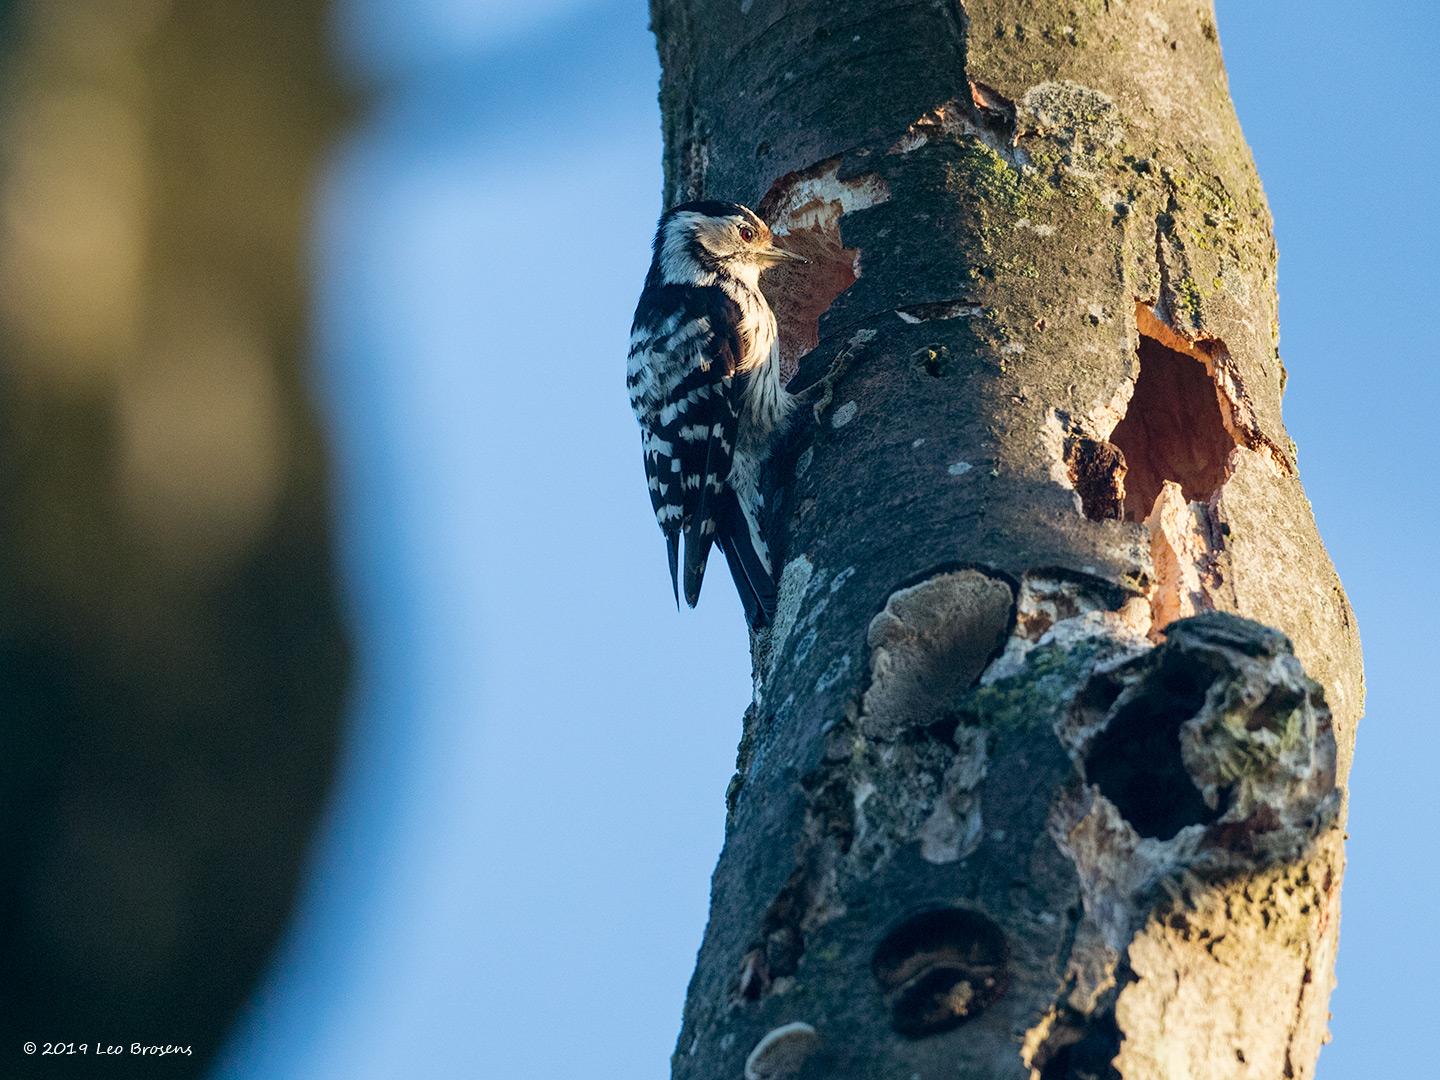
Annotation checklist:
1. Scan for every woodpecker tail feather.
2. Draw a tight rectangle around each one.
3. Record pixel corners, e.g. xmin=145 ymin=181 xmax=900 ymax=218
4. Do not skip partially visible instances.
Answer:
xmin=684 ymin=420 xmax=725 ymax=608
xmin=665 ymin=530 xmax=681 ymax=609
xmin=681 ymin=488 xmax=776 ymax=626
xmin=682 ymin=520 xmax=713 ymax=609
xmin=717 ymin=535 xmax=772 ymax=628
xmin=716 ymin=488 xmax=776 ymax=629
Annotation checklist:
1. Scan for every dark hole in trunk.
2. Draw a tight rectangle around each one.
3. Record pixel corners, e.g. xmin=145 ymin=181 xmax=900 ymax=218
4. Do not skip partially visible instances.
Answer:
xmin=872 ymin=907 xmax=1009 ymax=1037
xmin=1109 ymin=335 xmax=1235 ymax=521
xmin=1083 ymin=670 xmax=1223 ymax=840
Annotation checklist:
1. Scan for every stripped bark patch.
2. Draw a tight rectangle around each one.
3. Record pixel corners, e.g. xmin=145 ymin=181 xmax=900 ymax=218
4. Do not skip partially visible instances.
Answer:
xmin=1112 ymin=306 xmax=1278 ymax=632
xmin=1058 ymin=305 xmax=1267 ymax=529
xmin=1050 ymin=307 xmax=1286 ymax=633
xmin=888 ymin=87 xmax=1019 ymax=161
xmin=759 ymin=159 xmax=890 ymax=379
xmin=1132 ymin=303 xmax=1288 ymax=472
xmin=1145 ymin=480 xmax=1223 ymax=635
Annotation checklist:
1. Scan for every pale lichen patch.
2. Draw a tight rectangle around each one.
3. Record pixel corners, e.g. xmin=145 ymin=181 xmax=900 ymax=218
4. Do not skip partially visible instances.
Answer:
xmin=983 ymin=572 xmax=1148 ymax=685
xmin=1020 ymin=81 xmax=1125 ymax=165
xmin=765 ymin=555 xmax=816 ymax=679
xmin=917 ymin=725 xmax=987 ymax=864
xmin=814 ymin=652 xmax=852 ymax=694
xmin=1015 ymin=216 xmax=1055 ymax=237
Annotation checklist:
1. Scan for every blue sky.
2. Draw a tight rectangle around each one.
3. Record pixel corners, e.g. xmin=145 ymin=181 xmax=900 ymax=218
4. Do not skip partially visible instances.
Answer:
xmin=216 ymin=2 xmax=1439 ymax=1076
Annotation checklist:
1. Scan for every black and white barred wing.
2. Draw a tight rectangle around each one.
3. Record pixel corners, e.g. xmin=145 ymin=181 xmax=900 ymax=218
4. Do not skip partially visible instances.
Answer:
xmin=627 ymin=285 xmax=744 ymax=609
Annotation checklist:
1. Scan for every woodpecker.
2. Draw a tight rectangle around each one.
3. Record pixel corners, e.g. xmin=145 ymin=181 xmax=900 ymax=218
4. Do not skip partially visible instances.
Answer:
xmin=627 ymin=200 xmax=804 ymax=628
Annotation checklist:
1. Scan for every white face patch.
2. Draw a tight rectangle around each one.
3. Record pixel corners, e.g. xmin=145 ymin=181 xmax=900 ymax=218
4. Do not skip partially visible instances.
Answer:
xmin=664 ymin=208 xmax=770 ymax=282
xmin=694 ymin=215 xmax=747 ymax=258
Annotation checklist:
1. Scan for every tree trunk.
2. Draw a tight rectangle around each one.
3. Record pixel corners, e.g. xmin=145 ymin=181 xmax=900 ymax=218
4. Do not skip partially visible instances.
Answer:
xmin=650 ymin=3 xmax=1361 ymax=1078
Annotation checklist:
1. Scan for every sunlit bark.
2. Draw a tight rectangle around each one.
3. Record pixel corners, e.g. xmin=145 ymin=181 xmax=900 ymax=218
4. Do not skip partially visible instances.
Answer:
xmin=651 ymin=2 xmax=1361 ymax=1077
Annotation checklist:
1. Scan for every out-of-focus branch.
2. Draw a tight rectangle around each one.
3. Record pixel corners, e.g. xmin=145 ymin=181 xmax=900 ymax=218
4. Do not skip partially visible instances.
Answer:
xmin=0 ymin=3 xmax=349 ymax=1074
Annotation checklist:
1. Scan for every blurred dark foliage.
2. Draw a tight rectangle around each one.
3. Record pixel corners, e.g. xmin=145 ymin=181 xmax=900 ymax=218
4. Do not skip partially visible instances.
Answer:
xmin=0 ymin=1 xmax=350 ymax=1075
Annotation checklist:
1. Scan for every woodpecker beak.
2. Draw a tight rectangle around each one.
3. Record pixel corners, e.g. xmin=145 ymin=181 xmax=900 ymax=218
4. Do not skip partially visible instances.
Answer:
xmin=760 ymin=245 xmax=807 ymax=264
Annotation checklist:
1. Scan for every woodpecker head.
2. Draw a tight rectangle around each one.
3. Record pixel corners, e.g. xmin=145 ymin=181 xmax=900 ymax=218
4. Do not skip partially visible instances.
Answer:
xmin=654 ymin=200 xmax=804 ymax=288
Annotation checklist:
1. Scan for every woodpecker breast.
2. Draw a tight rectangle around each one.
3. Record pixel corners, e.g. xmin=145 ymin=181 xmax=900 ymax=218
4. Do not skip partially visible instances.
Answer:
xmin=724 ymin=279 xmax=789 ymax=443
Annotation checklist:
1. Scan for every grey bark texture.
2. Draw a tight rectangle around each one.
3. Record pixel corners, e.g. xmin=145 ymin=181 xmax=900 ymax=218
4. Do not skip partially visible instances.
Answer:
xmin=650 ymin=2 xmax=1362 ymax=1079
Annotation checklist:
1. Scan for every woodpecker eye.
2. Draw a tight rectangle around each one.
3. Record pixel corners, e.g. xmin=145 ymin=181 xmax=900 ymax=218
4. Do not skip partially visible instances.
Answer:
xmin=738 ymin=224 xmax=756 ymax=243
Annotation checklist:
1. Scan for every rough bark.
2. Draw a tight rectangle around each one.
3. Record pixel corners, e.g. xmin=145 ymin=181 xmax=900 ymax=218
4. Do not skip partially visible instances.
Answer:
xmin=650 ymin=3 xmax=1362 ymax=1078
xmin=0 ymin=3 xmax=348 ymax=1075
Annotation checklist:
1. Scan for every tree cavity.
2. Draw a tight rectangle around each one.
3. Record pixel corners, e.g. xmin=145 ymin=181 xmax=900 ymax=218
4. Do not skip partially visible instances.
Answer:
xmin=1070 ymin=306 xmax=1242 ymax=526
xmin=871 ymin=907 xmax=1009 ymax=1037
